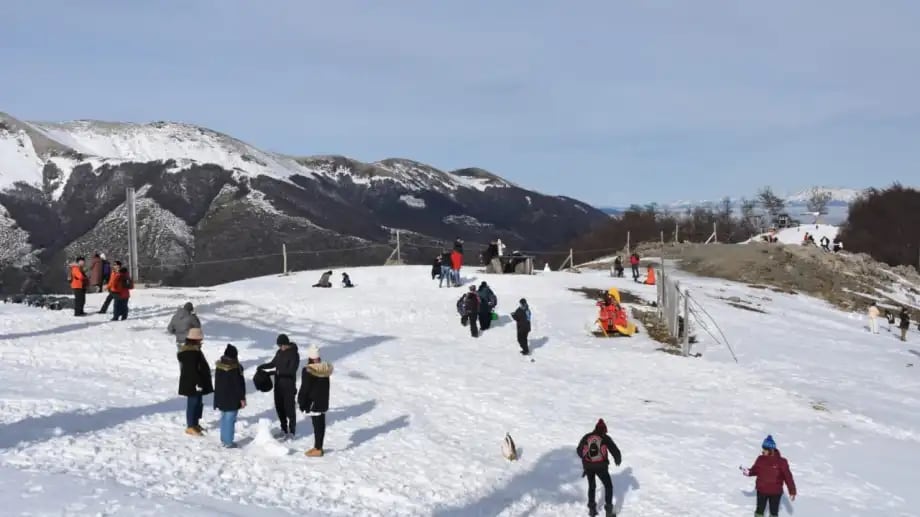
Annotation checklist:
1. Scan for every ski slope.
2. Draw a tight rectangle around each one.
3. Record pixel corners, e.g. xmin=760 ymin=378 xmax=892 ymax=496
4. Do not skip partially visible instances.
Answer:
xmin=746 ymin=224 xmax=840 ymax=245
xmin=1 ymin=266 xmax=918 ymax=516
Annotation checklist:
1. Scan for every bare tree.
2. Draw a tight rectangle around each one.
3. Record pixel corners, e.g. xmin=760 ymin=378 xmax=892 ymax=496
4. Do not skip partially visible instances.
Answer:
xmin=757 ymin=186 xmax=786 ymax=224
xmin=806 ymin=187 xmax=833 ymax=214
xmin=740 ymin=197 xmax=758 ymax=235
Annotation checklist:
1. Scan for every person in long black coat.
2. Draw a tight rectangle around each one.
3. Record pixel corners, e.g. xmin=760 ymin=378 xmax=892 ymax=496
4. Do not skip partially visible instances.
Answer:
xmin=258 ymin=334 xmax=301 ymax=440
xmin=512 ymin=298 xmax=532 ymax=355
xmin=477 ymin=282 xmax=497 ymax=331
xmin=459 ymin=286 xmax=481 ymax=338
xmin=214 ymin=344 xmax=246 ymax=447
xmin=298 ymin=344 xmax=334 ymax=457
xmin=177 ymin=328 xmax=213 ymax=436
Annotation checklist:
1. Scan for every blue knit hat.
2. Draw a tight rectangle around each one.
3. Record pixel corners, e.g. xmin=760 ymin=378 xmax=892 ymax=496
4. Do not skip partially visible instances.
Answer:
xmin=762 ymin=435 xmax=776 ymax=450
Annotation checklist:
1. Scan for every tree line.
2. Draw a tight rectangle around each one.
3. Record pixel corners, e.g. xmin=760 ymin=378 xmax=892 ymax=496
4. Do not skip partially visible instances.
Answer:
xmin=838 ymin=184 xmax=920 ymax=270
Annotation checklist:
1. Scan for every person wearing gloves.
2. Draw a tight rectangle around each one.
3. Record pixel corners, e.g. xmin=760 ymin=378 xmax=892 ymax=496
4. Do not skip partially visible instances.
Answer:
xmin=742 ymin=435 xmax=797 ymax=517
xmin=258 ymin=334 xmax=301 ymax=440
xmin=298 ymin=344 xmax=334 ymax=457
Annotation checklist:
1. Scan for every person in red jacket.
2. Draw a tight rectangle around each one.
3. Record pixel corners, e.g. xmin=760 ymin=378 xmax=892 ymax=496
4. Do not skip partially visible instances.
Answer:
xmin=742 ymin=435 xmax=797 ymax=517
xmin=629 ymin=253 xmax=640 ymax=282
xmin=111 ymin=266 xmax=133 ymax=321
xmin=449 ymin=249 xmax=463 ymax=287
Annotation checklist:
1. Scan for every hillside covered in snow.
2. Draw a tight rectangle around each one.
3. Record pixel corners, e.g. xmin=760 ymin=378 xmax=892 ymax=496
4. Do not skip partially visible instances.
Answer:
xmin=1 ymin=265 xmax=918 ymax=516
xmin=0 ymin=111 xmax=607 ymax=292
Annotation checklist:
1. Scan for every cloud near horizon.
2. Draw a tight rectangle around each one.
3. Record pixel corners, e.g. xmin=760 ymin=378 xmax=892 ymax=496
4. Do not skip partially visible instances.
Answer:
xmin=2 ymin=0 xmax=918 ymax=205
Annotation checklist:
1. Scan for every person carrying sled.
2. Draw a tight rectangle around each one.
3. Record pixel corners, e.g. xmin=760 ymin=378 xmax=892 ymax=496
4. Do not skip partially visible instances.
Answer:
xmin=477 ymin=281 xmax=497 ymax=331
xmin=214 ymin=344 xmax=246 ymax=448
xmin=900 ymin=307 xmax=911 ymax=342
xmin=258 ymin=334 xmax=301 ymax=440
xmin=629 ymin=253 xmax=640 ymax=282
xmin=458 ymin=286 xmax=481 ymax=338
xmin=298 ymin=344 xmax=333 ymax=457
xmin=868 ymin=302 xmax=880 ymax=334
xmin=69 ymin=257 xmax=88 ymax=316
xmin=168 ymin=302 xmax=202 ymax=349
xmin=313 ymin=271 xmax=333 ymax=288
xmin=742 ymin=434 xmax=797 ymax=517
xmin=177 ymin=328 xmax=213 ymax=436
xmin=577 ymin=418 xmax=622 ymax=517
xmin=511 ymin=298 xmax=532 ymax=355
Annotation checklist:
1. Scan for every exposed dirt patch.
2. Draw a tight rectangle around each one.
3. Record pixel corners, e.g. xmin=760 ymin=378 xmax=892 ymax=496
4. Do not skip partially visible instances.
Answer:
xmin=568 ymin=287 xmax=646 ymax=305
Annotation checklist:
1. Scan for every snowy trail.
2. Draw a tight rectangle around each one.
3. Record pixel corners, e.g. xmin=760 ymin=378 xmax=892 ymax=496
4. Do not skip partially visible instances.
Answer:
xmin=2 ymin=266 xmax=919 ymax=516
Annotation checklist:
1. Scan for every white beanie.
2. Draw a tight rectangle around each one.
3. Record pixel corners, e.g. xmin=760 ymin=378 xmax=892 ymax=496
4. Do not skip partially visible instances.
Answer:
xmin=307 ymin=344 xmax=320 ymax=360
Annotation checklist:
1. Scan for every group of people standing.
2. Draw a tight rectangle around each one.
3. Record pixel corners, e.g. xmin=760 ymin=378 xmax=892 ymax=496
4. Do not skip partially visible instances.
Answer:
xmin=67 ymin=253 xmax=133 ymax=320
xmin=868 ymin=302 xmax=914 ymax=341
xmin=171 ymin=304 xmax=333 ymax=456
xmin=433 ymin=238 xmax=466 ymax=287
xmin=454 ymin=280 xmax=533 ymax=355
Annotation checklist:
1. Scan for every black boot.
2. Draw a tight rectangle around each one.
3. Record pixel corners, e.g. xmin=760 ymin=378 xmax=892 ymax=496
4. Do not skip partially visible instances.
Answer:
xmin=604 ymin=504 xmax=615 ymax=517
xmin=588 ymin=505 xmax=597 ymax=517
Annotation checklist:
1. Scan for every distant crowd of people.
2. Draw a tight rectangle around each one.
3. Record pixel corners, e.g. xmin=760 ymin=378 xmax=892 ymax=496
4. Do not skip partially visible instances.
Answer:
xmin=868 ymin=302 xmax=915 ymax=342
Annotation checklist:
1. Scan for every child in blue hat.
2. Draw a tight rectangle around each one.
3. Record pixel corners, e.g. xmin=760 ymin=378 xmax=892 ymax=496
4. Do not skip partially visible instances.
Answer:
xmin=741 ymin=435 xmax=797 ymax=517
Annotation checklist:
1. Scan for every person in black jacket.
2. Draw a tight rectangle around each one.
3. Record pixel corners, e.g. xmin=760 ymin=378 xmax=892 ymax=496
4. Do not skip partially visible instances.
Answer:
xmin=477 ymin=282 xmax=497 ymax=331
xmin=298 ymin=344 xmax=334 ymax=457
xmin=900 ymin=307 xmax=911 ymax=342
xmin=258 ymin=334 xmax=301 ymax=440
xmin=511 ymin=298 xmax=532 ymax=355
xmin=177 ymin=328 xmax=213 ymax=436
xmin=459 ymin=286 xmax=480 ymax=338
xmin=440 ymin=250 xmax=453 ymax=288
xmin=577 ymin=419 xmax=622 ymax=517
xmin=431 ymin=255 xmax=442 ymax=280
xmin=214 ymin=344 xmax=246 ymax=448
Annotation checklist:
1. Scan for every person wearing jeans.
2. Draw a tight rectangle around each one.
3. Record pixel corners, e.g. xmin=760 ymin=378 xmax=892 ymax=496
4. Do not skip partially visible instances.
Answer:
xmin=98 ymin=261 xmax=122 ymax=314
xmin=177 ymin=328 xmax=213 ymax=436
xmin=214 ymin=344 xmax=246 ymax=447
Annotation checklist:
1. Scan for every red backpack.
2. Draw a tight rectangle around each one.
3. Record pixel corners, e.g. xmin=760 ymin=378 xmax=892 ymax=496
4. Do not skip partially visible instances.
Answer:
xmin=581 ymin=434 xmax=608 ymax=463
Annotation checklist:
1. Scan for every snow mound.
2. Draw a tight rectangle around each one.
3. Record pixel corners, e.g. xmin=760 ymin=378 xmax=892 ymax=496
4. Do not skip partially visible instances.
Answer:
xmin=250 ymin=419 xmax=291 ymax=457
xmin=398 ymin=194 xmax=426 ymax=209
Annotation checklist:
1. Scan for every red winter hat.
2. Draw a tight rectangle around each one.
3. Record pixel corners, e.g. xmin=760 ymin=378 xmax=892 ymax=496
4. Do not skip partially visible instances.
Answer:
xmin=595 ymin=418 xmax=607 ymax=433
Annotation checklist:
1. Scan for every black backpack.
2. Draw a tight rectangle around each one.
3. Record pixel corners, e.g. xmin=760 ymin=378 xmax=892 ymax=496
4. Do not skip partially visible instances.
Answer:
xmin=581 ymin=434 xmax=607 ymax=464
xmin=121 ymin=275 xmax=134 ymax=290
xmin=253 ymin=368 xmax=273 ymax=392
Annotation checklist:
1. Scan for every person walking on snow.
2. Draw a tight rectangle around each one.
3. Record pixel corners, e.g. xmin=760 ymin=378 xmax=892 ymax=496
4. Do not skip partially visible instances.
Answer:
xmin=298 ymin=344 xmax=333 ymax=457
xmin=459 ymin=286 xmax=481 ymax=338
xmin=900 ymin=307 xmax=911 ymax=342
xmin=99 ymin=260 xmax=121 ymax=314
xmin=511 ymin=298 xmax=532 ymax=355
xmin=177 ymin=328 xmax=213 ymax=436
xmin=868 ymin=302 xmax=880 ymax=334
xmin=168 ymin=302 xmax=202 ymax=349
xmin=439 ymin=250 xmax=453 ymax=287
xmin=477 ymin=281 xmax=497 ymax=331
xmin=742 ymin=435 xmax=797 ymax=517
xmin=69 ymin=257 xmax=88 ymax=316
xmin=431 ymin=255 xmax=442 ymax=281
xmin=450 ymin=249 xmax=463 ymax=287
xmin=577 ymin=418 xmax=622 ymax=517
xmin=258 ymin=334 xmax=300 ymax=440
xmin=214 ymin=344 xmax=246 ymax=448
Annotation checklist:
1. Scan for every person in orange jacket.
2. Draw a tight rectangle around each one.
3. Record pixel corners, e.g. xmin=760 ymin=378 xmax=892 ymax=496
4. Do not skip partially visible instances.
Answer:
xmin=69 ymin=257 xmax=88 ymax=316
xmin=99 ymin=260 xmax=122 ymax=314
xmin=111 ymin=266 xmax=133 ymax=321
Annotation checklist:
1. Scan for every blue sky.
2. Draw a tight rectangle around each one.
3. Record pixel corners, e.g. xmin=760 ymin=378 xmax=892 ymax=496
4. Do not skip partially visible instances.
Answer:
xmin=2 ymin=1 xmax=918 ymax=206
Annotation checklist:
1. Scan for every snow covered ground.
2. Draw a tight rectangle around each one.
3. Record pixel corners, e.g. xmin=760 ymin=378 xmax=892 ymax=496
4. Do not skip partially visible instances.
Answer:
xmin=746 ymin=223 xmax=840 ymax=245
xmin=1 ymin=266 xmax=919 ymax=516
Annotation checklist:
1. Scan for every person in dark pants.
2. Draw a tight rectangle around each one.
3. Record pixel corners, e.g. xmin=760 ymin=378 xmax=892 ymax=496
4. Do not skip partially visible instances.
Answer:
xmin=99 ymin=260 xmax=122 ymax=314
xmin=439 ymin=250 xmax=453 ymax=287
xmin=577 ymin=419 xmax=622 ymax=517
xmin=298 ymin=344 xmax=333 ymax=457
xmin=477 ymin=282 xmax=497 ymax=331
xmin=742 ymin=435 xmax=797 ymax=516
xmin=112 ymin=267 xmax=132 ymax=321
xmin=69 ymin=257 xmax=88 ymax=316
xmin=258 ymin=334 xmax=300 ymax=440
xmin=177 ymin=328 xmax=213 ymax=436
xmin=511 ymin=299 xmax=532 ymax=355
xmin=459 ymin=286 xmax=480 ymax=338
xmin=629 ymin=253 xmax=640 ymax=282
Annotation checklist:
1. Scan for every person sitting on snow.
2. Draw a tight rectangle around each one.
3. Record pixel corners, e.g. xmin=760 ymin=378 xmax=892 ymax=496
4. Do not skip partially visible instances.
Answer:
xmin=312 ymin=271 xmax=333 ymax=288
xmin=341 ymin=272 xmax=354 ymax=288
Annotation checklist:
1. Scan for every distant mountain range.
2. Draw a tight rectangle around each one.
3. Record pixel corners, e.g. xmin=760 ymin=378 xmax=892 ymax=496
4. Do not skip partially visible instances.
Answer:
xmin=0 ymin=111 xmax=607 ymax=292
xmin=601 ymin=187 xmax=864 ymax=223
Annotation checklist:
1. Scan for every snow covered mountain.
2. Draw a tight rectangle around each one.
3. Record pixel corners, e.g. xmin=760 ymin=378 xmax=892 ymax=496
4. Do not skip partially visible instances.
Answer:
xmin=0 ymin=111 xmax=606 ymax=291
xmin=1 ymin=265 xmax=917 ymax=515
xmin=783 ymin=187 xmax=863 ymax=205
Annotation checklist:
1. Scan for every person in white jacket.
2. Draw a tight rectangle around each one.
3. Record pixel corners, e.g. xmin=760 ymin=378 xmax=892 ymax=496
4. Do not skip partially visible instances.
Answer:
xmin=868 ymin=302 xmax=880 ymax=334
